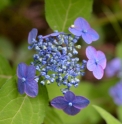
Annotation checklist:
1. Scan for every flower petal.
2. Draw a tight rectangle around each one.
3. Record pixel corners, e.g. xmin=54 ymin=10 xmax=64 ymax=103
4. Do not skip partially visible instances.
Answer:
xmin=63 ymin=106 xmax=80 ymax=115
xmin=87 ymin=59 xmax=97 ymax=71
xmin=42 ymin=34 xmax=50 ymax=39
xmin=86 ymin=46 xmax=97 ymax=59
xmin=97 ymin=51 xmax=106 ymax=69
xmin=86 ymin=28 xmax=99 ymax=42
xmin=18 ymin=78 xmax=25 ymax=94
xmin=50 ymin=32 xmax=61 ymax=36
xmin=74 ymin=17 xmax=90 ymax=30
xmin=51 ymin=96 xmax=67 ymax=109
xmin=93 ymin=65 xmax=104 ymax=79
xmin=68 ymin=27 xmax=82 ymax=36
xmin=81 ymin=32 xmax=93 ymax=44
xmin=73 ymin=96 xmax=90 ymax=109
xmin=17 ymin=63 xmax=27 ymax=78
xmin=28 ymin=28 xmax=38 ymax=44
xmin=26 ymin=65 xmax=36 ymax=80
xmin=64 ymin=91 xmax=75 ymax=102
xmin=25 ymin=80 xmax=38 ymax=97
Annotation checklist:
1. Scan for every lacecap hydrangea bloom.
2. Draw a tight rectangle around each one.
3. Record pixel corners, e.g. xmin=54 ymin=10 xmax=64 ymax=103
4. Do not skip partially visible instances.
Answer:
xmin=17 ymin=17 xmax=106 ymax=115
xmin=28 ymin=28 xmax=87 ymax=92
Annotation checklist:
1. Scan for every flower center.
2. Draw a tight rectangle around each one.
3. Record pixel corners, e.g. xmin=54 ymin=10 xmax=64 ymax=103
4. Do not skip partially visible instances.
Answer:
xmin=68 ymin=102 xmax=73 ymax=106
xmin=22 ymin=77 xmax=26 ymax=82
xmin=95 ymin=59 xmax=99 ymax=65
xmin=82 ymin=29 xmax=87 ymax=33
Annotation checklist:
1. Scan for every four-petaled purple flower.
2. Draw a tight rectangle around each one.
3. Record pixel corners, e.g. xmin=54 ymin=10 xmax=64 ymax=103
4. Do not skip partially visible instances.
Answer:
xmin=17 ymin=63 xmax=38 ymax=97
xmin=86 ymin=46 xmax=106 ymax=79
xmin=105 ymin=58 xmax=121 ymax=77
xmin=109 ymin=81 xmax=122 ymax=105
xmin=51 ymin=91 xmax=90 ymax=115
xmin=69 ymin=17 xmax=99 ymax=44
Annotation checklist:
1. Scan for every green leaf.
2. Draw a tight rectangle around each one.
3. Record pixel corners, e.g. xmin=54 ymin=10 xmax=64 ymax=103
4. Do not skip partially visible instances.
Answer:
xmin=0 ymin=37 xmax=14 ymax=60
xmin=0 ymin=0 xmax=10 ymax=11
xmin=45 ymin=0 xmax=93 ymax=32
xmin=116 ymin=42 xmax=122 ymax=58
xmin=0 ymin=54 xmax=13 ymax=88
xmin=117 ymin=106 xmax=122 ymax=122
xmin=44 ymin=107 xmax=63 ymax=124
xmin=0 ymin=76 xmax=49 ymax=124
xmin=93 ymin=105 xmax=122 ymax=124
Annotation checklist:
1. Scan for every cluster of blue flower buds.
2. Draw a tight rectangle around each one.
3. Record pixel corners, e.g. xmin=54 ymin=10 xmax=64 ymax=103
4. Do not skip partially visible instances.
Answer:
xmin=28 ymin=29 xmax=87 ymax=93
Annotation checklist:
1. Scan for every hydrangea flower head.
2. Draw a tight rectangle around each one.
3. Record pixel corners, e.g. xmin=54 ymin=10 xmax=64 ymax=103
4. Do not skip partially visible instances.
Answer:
xmin=17 ymin=63 xmax=38 ymax=97
xmin=51 ymin=91 xmax=90 ymax=115
xmin=69 ymin=17 xmax=99 ymax=44
xmin=105 ymin=58 xmax=121 ymax=77
xmin=86 ymin=46 xmax=106 ymax=79
xmin=28 ymin=29 xmax=87 ymax=91
xmin=109 ymin=81 xmax=122 ymax=105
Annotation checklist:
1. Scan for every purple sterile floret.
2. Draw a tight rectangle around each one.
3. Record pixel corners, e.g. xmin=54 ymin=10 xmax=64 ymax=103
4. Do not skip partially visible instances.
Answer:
xmin=109 ymin=81 xmax=122 ymax=105
xmin=51 ymin=91 xmax=90 ymax=115
xmin=69 ymin=17 xmax=99 ymax=44
xmin=86 ymin=46 xmax=106 ymax=79
xmin=28 ymin=28 xmax=38 ymax=44
xmin=17 ymin=63 xmax=38 ymax=97
xmin=105 ymin=58 xmax=121 ymax=77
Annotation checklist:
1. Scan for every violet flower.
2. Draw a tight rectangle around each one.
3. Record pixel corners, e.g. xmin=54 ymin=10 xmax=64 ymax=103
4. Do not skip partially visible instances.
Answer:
xmin=109 ymin=81 xmax=122 ymax=105
xmin=17 ymin=63 xmax=38 ymax=97
xmin=86 ymin=46 xmax=106 ymax=79
xmin=69 ymin=17 xmax=99 ymax=44
xmin=105 ymin=58 xmax=121 ymax=77
xmin=51 ymin=91 xmax=90 ymax=115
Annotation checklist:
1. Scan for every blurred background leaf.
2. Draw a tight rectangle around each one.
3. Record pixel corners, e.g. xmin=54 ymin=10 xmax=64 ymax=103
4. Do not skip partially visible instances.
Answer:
xmin=0 ymin=37 xmax=14 ymax=60
xmin=117 ymin=106 xmax=122 ymax=122
xmin=45 ymin=0 xmax=93 ymax=32
xmin=93 ymin=105 xmax=122 ymax=124
xmin=0 ymin=0 xmax=11 ymax=11
xmin=116 ymin=41 xmax=122 ymax=58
